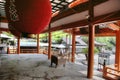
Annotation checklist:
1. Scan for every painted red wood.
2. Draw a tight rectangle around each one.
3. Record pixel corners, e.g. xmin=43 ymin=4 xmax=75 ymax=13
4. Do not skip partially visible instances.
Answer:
xmin=5 ymin=0 xmax=52 ymax=34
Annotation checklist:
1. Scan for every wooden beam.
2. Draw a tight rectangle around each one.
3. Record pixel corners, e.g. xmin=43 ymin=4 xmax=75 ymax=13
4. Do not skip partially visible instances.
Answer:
xmin=69 ymin=0 xmax=88 ymax=8
xmin=75 ymin=32 xmax=115 ymax=37
xmin=37 ymin=34 xmax=40 ymax=53
xmin=106 ymin=23 xmax=120 ymax=31
xmin=48 ymin=24 xmax=51 ymax=59
xmin=43 ymin=19 xmax=88 ymax=33
xmin=51 ymin=0 xmax=108 ymax=22
xmin=75 ymin=29 xmax=116 ymax=36
xmin=43 ymin=10 xmax=120 ymax=33
xmin=71 ymin=29 xmax=76 ymax=62
xmin=95 ymin=32 xmax=115 ymax=37
xmin=99 ymin=28 xmax=115 ymax=33
xmin=64 ymin=29 xmax=73 ymax=34
xmin=116 ymin=21 xmax=120 ymax=27
xmin=87 ymin=0 xmax=94 ymax=79
xmin=93 ymin=10 xmax=120 ymax=24
xmin=65 ymin=26 xmax=116 ymax=35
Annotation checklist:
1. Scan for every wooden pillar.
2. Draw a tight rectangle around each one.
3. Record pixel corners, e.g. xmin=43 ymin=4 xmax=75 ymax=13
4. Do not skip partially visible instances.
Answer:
xmin=115 ymin=30 xmax=120 ymax=70
xmin=0 ymin=34 xmax=1 ymax=44
xmin=87 ymin=0 xmax=94 ymax=79
xmin=48 ymin=24 xmax=51 ymax=59
xmin=66 ymin=35 xmax=68 ymax=45
xmin=71 ymin=30 xmax=76 ymax=62
xmin=17 ymin=37 xmax=20 ymax=54
xmin=37 ymin=34 xmax=40 ymax=53
xmin=68 ymin=34 xmax=71 ymax=62
xmin=7 ymin=47 xmax=10 ymax=54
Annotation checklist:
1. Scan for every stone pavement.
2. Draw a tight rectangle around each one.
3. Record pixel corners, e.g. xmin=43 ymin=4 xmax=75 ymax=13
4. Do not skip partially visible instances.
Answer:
xmin=0 ymin=54 xmax=105 ymax=80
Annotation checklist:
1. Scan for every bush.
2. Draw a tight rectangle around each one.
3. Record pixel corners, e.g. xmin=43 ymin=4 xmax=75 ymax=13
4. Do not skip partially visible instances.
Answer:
xmin=82 ymin=47 xmax=99 ymax=60
xmin=82 ymin=47 xmax=99 ymax=54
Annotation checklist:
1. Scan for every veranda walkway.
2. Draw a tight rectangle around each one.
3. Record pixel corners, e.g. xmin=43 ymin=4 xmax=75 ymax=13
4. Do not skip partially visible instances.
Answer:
xmin=0 ymin=54 xmax=104 ymax=80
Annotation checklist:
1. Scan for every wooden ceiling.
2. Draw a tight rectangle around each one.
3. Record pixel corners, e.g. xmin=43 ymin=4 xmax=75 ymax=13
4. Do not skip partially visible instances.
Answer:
xmin=0 ymin=0 xmax=120 ymax=36
xmin=0 ymin=0 xmax=75 ymax=29
xmin=50 ymin=0 xmax=74 ymax=13
xmin=0 ymin=0 xmax=74 ymax=17
xmin=48 ymin=0 xmax=120 ymax=32
xmin=0 ymin=0 xmax=5 ymax=17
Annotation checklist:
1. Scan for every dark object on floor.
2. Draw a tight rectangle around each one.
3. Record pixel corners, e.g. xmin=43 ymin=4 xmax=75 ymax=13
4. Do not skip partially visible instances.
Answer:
xmin=50 ymin=55 xmax=58 ymax=68
xmin=117 ymin=77 xmax=120 ymax=80
xmin=50 ymin=55 xmax=66 ymax=68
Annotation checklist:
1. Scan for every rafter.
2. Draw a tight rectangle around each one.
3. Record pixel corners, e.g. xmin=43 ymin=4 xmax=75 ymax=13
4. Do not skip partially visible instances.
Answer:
xmin=116 ymin=21 xmax=120 ymax=26
xmin=42 ymin=10 xmax=120 ymax=33
xmin=74 ymin=28 xmax=116 ymax=36
xmin=107 ymin=23 xmax=120 ymax=31
xmin=63 ymin=26 xmax=116 ymax=37
xmin=51 ymin=0 xmax=108 ymax=22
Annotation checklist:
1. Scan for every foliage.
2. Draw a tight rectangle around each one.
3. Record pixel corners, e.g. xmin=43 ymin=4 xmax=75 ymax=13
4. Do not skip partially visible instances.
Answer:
xmin=40 ymin=31 xmax=68 ymax=43
xmin=40 ymin=33 xmax=48 ymax=38
xmin=95 ymin=37 xmax=115 ymax=50
xmin=82 ymin=36 xmax=88 ymax=43
xmin=82 ymin=36 xmax=115 ymax=50
xmin=82 ymin=47 xmax=99 ymax=54
xmin=2 ymin=32 xmax=14 ymax=37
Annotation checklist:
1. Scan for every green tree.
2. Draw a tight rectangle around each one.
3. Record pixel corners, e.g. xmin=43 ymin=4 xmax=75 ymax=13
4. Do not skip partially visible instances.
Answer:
xmin=82 ymin=47 xmax=99 ymax=60
xmin=95 ymin=37 xmax=115 ymax=50
xmin=40 ymin=31 xmax=68 ymax=43
xmin=82 ymin=36 xmax=115 ymax=50
xmin=2 ymin=32 xmax=14 ymax=37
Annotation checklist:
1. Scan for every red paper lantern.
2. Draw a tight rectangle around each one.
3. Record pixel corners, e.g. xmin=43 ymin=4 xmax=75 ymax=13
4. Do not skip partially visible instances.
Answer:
xmin=5 ymin=0 xmax=52 ymax=34
xmin=8 ymin=23 xmax=35 ymax=38
xmin=9 ymin=23 xmax=37 ymax=38
xmin=8 ymin=23 xmax=21 ymax=38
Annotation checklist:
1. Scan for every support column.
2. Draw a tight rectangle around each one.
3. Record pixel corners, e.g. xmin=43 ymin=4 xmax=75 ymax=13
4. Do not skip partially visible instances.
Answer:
xmin=115 ymin=30 xmax=120 ymax=70
xmin=7 ymin=47 xmax=10 ymax=54
xmin=71 ymin=30 xmax=76 ymax=62
xmin=87 ymin=0 xmax=94 ymax=79
xmin=66 ymin=35 xmax=68 ymax=45
xmin=48 ymin=24 xmax=51 ymax=59
xmin=17 ymin=37 xmax=20 ymax=54
xmin=0 ymin=34 xmax=1 ymax=44
xmin=37 ymin=34 xmax=40 ymax=53
xmin=68 ymin=34 xmax=71 ymax=62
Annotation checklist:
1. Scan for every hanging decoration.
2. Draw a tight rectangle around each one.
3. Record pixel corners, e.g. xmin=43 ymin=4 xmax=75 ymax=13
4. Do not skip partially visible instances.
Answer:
xmin=9 ymin=23 xmax=36 ymax=38
xmin=8 ymin=23 xmax=21 ymax=38
xmin=5 ymin=0 xmax=52 ymax=34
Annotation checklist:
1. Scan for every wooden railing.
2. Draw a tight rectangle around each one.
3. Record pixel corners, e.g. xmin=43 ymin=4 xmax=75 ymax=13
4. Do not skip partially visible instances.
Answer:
xmin=103 ymin=64 xmax=120 ymax=80
xmin=20 ymin=49 xmax=37 ymax=53
xmin=9 ymin=48 xmax=17 ymax=54
xmin=8 ymin=48 xmax=45 ymax=54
